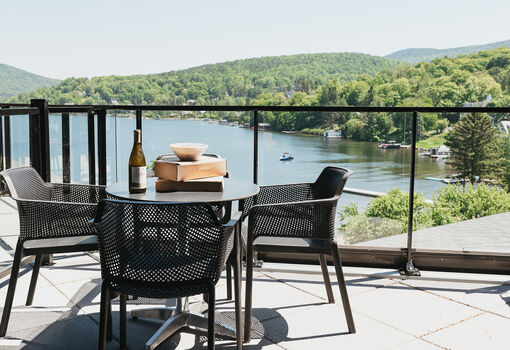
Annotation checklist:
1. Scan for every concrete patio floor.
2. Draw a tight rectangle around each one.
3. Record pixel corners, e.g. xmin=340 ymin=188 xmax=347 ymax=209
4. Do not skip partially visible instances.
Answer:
xmin=1 ymin=198 xmax=510 ymax=349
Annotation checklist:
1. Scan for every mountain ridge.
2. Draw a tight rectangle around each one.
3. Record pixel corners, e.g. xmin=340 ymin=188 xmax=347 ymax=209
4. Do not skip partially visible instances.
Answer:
xmin=7 ymin=52 xmax=398 ymax=104
xmin=386 ymin=39 xmax=510 ymax=63
xmin=0 ymin=63 xmax=59 ymax=99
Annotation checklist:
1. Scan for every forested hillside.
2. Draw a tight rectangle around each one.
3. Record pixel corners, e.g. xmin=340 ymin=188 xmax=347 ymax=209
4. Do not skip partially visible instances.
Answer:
xmin=7 ymin=48 xmax=510 ymax=144
xmin=386 ymin=39 xmax=510 ymax=64
xmin=0 ymin=63 xmax=59 ymax=98
xmin=7 ymin=53 xmax=398 ymax=105
xmin=246 ymin=48 xmax=510 ymax=141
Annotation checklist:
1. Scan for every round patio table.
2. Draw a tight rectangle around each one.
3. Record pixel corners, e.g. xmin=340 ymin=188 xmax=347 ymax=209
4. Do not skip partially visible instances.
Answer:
xmin=107 ymin=177 xmax=259 ymax=204
xmin=105 ymin=177 xmax=258 ymax=349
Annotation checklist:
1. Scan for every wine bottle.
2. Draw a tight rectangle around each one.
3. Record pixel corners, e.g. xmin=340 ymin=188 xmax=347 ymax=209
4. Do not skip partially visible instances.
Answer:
xmin=128 ymin=129 xmax=147 ymax=193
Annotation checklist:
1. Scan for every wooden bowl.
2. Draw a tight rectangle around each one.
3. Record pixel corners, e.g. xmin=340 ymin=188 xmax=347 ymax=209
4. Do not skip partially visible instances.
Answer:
xmin=170 ymin=143 xmax=208 ymax=161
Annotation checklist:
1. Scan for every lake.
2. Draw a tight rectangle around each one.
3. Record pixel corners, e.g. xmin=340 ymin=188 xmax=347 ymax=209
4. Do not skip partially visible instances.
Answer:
xmin=9 ymin=114 xmax=452 ymax=209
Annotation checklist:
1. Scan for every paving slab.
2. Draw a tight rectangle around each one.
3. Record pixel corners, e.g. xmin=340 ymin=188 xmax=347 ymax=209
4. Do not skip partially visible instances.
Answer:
xmin=423 ymin=312 xmax=510 ymax=350
xmin=177 ymin=331 xmax=284 ymax=349
xmin=244 ymin=275 xmax=325 ymax=323
xmin=349 ymin=281 xmax=482 ymax=337
xmin=0 ymin=265 xmax=64 ymax=309
xmin=264 ymin=270 xmax=395 ymax=303
xmin=260 ymin=303 xmax=417 ymax=350
xmin=4 ymin=312 xmax=120 ymax=350
xmin=0 ymin=203 xmax=16 ymax=214
xmin=400 ymin=279 xmax=510 ymax=319
xmin=0 ymin=213 xmax=20 ymax=238
xmin=37 ymin=253 xmax=102 ymax=286
xmin=391 ymin=338 xmax=442 ymax=349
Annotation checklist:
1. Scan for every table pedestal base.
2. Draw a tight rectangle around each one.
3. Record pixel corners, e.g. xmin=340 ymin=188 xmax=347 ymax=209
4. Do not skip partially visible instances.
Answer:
xmin=131 ymin=297 xmax=237 ymax=349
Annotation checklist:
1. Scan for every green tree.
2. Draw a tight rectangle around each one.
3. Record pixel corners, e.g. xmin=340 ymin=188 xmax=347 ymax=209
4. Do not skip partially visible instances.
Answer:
xmin=436 ymin=118 xmax=449 ymax=133
xmin=445 ymin=113 xmax=503 ymax=183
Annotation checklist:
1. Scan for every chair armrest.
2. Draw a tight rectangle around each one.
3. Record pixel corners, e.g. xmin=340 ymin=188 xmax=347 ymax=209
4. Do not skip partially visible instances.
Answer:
xmin=222 ymin=211 xmax=243 ymax=230
xmin=17 ymin=199 xmax=97 ymax=240
xmin=50 ymin=183 xmax=106 ymax=204
xmin=247 ymin=197 xmax=338 ymax=240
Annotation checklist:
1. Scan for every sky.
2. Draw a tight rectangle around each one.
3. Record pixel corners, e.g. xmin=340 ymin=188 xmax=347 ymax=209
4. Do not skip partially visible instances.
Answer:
xmin=2 ymin=0 xmax=510 ymax=80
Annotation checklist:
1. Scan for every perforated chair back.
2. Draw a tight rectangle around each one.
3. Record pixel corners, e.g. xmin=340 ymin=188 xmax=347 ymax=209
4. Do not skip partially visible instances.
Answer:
xmin=95 ymin=199 xmax=234 ymax=299
xmin=0 ymin=166 xmax=52 ymax=201
xmin=312 ymin=166 xmax=353 ymax=199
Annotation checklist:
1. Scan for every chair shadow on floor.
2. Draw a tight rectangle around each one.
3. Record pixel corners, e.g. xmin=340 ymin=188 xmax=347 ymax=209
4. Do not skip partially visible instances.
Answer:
xmin=3 ymin=275 xmax=357 ymax=349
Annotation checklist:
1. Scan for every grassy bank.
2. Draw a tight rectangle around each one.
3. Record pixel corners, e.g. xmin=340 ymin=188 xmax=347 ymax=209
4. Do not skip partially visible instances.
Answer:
xmin=416 ymin=132 xmax=447 ymax=149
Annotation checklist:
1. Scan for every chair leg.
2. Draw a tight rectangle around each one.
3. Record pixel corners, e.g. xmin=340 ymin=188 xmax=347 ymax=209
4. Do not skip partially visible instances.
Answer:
xmin=331 ymin=243 xmax=356 ymax=334
xmin=233 ymin=222 xmax=243 ymax=349
xmin=26 ymin=254 xmax=43 ymax=306
xmin=120 ymin=293 xmax=127 ymax=349
xmin=0 ymin=245 xmax=24 ymax=337
xmin=226 ymin=259 xmax=233 ymax=300
xmin=244 ymin=237 xmax=254 ymax=342
xmin=319 ymin=254 xmax=335 ymax=303
xmin=207 ymin=284 xmax=216 ymax=350
xmin=107 ymin=298 xmax=113 ymax=341
xmin=98 ymin=282 xmax=111 ymax=350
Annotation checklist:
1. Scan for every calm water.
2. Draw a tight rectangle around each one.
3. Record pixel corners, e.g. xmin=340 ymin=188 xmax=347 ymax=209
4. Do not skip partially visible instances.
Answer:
xmin=9 ymin=115 xmax=452 ymax=208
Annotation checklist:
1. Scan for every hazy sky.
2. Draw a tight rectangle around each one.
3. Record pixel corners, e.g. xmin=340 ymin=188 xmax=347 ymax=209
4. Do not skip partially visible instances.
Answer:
xmin=2 ymin=0 xmax=510 ymax=79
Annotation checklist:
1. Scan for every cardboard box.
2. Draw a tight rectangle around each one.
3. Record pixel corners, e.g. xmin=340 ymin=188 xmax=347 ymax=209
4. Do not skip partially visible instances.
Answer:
xmin=154 ymin=155 xmax=227 ymax=181
xmin=155 ymin=176 xmax=224 ymax=192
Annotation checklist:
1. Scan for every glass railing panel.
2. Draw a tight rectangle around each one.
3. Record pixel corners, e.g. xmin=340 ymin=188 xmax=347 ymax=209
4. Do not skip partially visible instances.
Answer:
xmin=257 ymin=111 xmax=411 ymax=248
xmin=68 ymin=114 xmax=90 ymax=184
xmin=112 ymin=111 xmax=253 ymax=184
xmin=9 ymin=114 xmax=30 ymax=168
xmin=48 ymin=113 xmax=63 ymax=182
xmin=413 ymin=112 xmax=510 ymax=254
xmin=106 ymin=112 xmax=118 ymax=184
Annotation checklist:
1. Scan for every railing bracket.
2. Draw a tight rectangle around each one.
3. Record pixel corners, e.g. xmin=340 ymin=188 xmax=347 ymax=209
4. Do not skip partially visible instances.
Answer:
xmin=400 ymin=261 xmax=421 ymax=276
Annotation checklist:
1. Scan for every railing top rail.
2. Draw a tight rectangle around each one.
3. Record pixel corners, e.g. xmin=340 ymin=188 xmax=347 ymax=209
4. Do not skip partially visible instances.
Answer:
xmin=32 ymin=104 xmax=510 ymax=114
xmin=0 ymin=102 xmax=507 ymax=114
xmin=0 ymin=107 xmax=39 ymax=116
xmin=0 ymin=103 xmax=31 ymax=107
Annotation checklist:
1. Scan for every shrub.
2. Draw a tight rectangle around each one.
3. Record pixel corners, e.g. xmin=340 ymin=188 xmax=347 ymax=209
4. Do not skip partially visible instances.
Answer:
xmin=300 ymin=128 xmax=325 ymax=135
xmin=431 ymin=183 xmax=510 ymax=225
xmin=365 ymin=188 xmax=432 ymax=232
xmin=342 ymin=216 xmax=403 ymax=244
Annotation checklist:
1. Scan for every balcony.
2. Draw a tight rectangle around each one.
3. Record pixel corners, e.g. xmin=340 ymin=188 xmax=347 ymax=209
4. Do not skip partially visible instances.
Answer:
xmin=1 ymin=101 xmax=510 ymax=348
xmin=0 ymin=198 xmax=509 ymax=349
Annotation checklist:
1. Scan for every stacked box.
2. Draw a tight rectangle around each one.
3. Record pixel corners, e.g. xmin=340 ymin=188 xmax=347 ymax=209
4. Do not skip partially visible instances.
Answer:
xmin=153 ymin=155 xmax=226 ymax=192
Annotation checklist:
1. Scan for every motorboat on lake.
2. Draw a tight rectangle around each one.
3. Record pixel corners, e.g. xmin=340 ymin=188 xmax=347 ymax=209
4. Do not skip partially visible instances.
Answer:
xmin=280 ymin=152 xmax=294 ymax=161
xmin=379 ymin=141 xmax=401 ymax=149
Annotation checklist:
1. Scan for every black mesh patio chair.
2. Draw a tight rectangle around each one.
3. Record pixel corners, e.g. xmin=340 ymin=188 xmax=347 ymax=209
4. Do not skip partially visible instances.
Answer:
xmin=0 ymin=166 xmax=105 ymax=337
xmin=243 ymin=166 xmax=356 ymax=341
xmin=94 ymin=199 xmax=243 ymax=350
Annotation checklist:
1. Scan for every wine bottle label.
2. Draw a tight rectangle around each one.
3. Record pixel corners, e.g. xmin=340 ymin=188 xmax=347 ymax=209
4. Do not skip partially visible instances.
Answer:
xmin=131 ymin=167 xmax=146 ymax=188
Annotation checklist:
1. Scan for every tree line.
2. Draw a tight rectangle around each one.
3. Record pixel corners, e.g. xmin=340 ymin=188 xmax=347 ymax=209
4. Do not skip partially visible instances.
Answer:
xmin=7 ymin=48 xmax=510 ymax=144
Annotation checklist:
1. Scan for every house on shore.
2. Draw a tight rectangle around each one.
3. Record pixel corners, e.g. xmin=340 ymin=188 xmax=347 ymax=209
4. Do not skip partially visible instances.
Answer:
xmin=323 ymin=129 xmax=342 ymax=138
xmin=500 ymin=120 xmax=510 ymax=133
xmin=258 ymin=123 xmax=272 ymax=130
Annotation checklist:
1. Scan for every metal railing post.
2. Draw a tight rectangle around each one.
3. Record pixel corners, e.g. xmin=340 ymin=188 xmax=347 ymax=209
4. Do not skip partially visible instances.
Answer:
xmin=87 ymin=110 xmax=96 ymax=185
xmin=0 ymin=111 xmax=4 ymax=172
xmin=61 ymin=113 xmax=71 ymax=183
xmin=253 ymin=110 xmax=258 ymax=185
xmin=136 ymin=109 xmax=142 ymax=131
xmin=0 ymin=110 xmax=4 ymax=194
xmin=30 ymin=100 xmax=53 ymax=265
xmin=97 ymin=109 xmax=107 ymax=186
xmin=403 ymin=111 xmax=420 ymax=276
xmin=29 ymin=99 xmax=50 ymax=182
xmin=4 ymin=115 xmax=11 ymax=170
